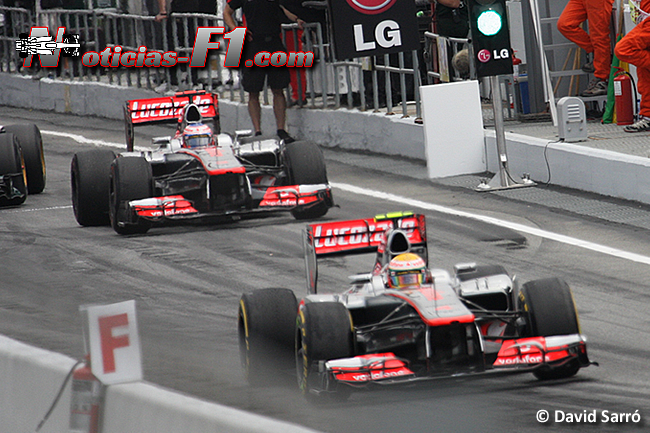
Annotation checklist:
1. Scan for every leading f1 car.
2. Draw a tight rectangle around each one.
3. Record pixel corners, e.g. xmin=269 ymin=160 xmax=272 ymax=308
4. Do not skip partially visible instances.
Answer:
xmin=238 ymin=212 xmax=594 ymax=400
xmin=70 ymin=90 xmax=334 ymax=234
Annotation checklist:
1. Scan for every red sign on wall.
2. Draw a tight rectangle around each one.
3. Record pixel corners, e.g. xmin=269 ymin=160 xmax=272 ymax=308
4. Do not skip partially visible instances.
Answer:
xmin=83 ymin=300 xmax=143 ymax=385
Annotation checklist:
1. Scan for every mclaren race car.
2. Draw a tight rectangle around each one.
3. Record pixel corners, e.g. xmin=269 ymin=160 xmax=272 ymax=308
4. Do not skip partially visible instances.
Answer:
xmin=0 ymin=123 xmax=46 ymax=207
xmin=238 ymin=212 xmax=594 ymax=400
xmin=70 ymin=90 xmax=334 ymax=234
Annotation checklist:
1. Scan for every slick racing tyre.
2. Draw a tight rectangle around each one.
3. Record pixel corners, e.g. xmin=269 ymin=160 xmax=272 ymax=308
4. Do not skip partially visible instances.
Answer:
xmin=296 ymin=301 xmax=354 ymax=401
xmin=3 ymin=123 xmax=45 ymax=194
xmin=109 ymin=156 xmax=153 ymax=235
xmin=283 ymin=141 xmax=330 ymax=220
xmin=71 ymin=149 xmax=116 ymax=226
xmin=519 ymin=277 xmax=581 ymax=380
xmin=238 ymin=288 xmax=297 ymax=386
xmin=0 ymin=133 xmax=27 ymax=207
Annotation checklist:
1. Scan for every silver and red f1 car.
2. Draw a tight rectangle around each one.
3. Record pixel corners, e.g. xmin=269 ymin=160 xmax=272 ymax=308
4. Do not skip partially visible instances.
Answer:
xmin=238 ymin=212 xmax=594 ymax=400
xmin=70 ymin=90 xmax=334 ymax=234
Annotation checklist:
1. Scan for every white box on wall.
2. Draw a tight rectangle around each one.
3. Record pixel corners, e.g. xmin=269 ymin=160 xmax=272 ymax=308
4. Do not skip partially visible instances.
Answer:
xmin=421 ymin=81 xmax=486 ymax=178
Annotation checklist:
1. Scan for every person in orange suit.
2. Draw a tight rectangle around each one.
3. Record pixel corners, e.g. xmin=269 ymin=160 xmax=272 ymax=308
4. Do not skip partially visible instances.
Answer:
xmin=557 ymin=0 xmax=614 ymax=96
xmin=615 ymin=0 xmax=650 ymax=132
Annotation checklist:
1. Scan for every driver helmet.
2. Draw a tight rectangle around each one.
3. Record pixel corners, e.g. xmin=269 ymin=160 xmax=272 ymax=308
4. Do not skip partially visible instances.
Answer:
xmin=182 ymin=123 xmax=213 ymax=148
xmin=387 ymin=253 xmax=427 ymax=289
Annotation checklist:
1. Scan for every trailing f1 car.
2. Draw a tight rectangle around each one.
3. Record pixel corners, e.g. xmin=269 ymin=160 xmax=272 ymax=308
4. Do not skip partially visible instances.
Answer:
xmin=0 ymin=123 xmax=46 ymax=207
xmin=70 ymin=90 xmax=334 ymax=234
xmin=238 ymin=212 xmax=594 ymax=400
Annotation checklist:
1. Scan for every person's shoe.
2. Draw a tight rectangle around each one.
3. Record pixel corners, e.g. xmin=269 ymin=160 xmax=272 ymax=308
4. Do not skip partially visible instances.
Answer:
xmin=581 ymin=53 xmax=595 ymax=73
xmin=255 ymin=131 xmax=263 ymax=136
xmin=581 ymin=78 xmax=608 ymax=97
xmin=277 ymin=129 xmax=295 ymax=143
xmin=624 ymin=117 xmax=650 ymax=133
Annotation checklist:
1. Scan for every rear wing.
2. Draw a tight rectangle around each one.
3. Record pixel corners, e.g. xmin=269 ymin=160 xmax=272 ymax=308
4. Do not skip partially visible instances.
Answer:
xmin=123 ymin=90 xmax=220 ymax=151
xmin=303 ymin=212 xmax=428 ymax=293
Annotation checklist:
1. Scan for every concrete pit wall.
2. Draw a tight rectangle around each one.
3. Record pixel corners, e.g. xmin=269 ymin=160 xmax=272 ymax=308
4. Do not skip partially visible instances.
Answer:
xmin=0 ymin=335 xmax=318 ymax=433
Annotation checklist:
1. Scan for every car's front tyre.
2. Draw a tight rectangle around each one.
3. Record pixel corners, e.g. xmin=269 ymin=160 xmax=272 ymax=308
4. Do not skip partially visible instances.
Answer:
xmin=296 ymin=301 xmax=354 ymax=401
xmin=71 ymin=149 xmax=116 ymax=226
xmin=109 ymin=156 xmax=153 ymax=235
xmin=0 ymin=133 xmax=27 ymax=207
xmin=4 ymin=123 xmax=45 ymax=194
xmin=283 ymin=141 xmax=331 ymax=220
xmin=238 ymin=288 xmax=297 ymax=386
xmin=519 ymin=277 xmax=582 ymax=380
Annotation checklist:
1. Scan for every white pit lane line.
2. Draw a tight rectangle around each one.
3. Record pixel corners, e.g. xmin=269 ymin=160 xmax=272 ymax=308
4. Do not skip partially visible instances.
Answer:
xmin=40 ymin=129 xmax=650 ymax=266
xmin=332 ymin=182 xmax=650 ymax=267
xmin=42 ymin=130 xmax=150 ymax=152
xmin=6 ymin=205 xmax=73 ymax=213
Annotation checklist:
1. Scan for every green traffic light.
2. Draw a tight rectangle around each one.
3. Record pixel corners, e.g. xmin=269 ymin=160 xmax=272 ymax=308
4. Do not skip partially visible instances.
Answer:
xmin=477 ymin=9 xmax=502 ymax=36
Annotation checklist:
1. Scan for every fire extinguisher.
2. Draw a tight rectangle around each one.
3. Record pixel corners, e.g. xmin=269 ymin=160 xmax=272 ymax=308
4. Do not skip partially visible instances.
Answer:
xmin=613 ymin=67 xmax=637 ymax=125
xmin=69 ymin=357 xmax=103 ymax=433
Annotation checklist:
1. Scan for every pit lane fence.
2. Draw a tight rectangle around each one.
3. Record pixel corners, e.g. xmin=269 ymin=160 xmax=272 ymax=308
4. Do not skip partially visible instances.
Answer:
xmin=0 ymin=5 xmax=515 ymax=122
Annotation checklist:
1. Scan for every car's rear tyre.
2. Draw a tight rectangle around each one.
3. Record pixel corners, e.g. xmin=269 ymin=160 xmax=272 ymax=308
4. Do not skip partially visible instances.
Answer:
xmin=238 ymin=288 xmax=297 ymax=386
xmin=3 ymin=124 xmax=45 ymax=194
xmin=296 ymin=301 xmax=354 ymax=401
xmin=519 ymin=277 xmax=582 ymax=380
xmin=109 ymin=156 xmax=153 ymax=235
xmin=283 ymin=141 xmax=330 ymax=220
xmin=71 ymin=149 xmax=116 ymax=226
xmin=0 ymin=133 xmax=27 ymax=207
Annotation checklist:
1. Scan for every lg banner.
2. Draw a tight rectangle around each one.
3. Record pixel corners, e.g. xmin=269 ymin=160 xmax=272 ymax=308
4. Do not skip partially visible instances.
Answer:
xmin=83 ymin=300 xmax=143 ymax=385
xmin=328 ymin=0 xmax=421 ymax=59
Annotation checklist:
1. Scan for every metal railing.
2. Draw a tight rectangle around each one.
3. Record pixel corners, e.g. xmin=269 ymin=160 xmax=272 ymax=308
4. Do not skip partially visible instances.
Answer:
xmin=0 ymin=6 xmax=492 ymax=122
xmin=423 ymin=31 xmax=474 ymax=83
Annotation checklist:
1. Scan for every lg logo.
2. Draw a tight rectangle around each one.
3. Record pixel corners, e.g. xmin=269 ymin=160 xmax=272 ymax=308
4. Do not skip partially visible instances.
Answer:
xmin=477 ymin=48 xmax=510 ymax=63
xmin=354 ymin=20 xmax=402 ymax=51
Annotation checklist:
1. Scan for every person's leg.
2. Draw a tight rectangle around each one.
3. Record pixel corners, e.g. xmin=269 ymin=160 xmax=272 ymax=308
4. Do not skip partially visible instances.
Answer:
xmin=557 ymin=0 xmax=592 ymax=52
xmin=271 ymin=88 xmax=294 ymax=142
xmin=615 ymin=18 xmax=650 ymax=70
xmin=586 ymin=0 xmax=614 ymax=80
xmin=264 ymin=39 xmax=292 ymax=140
xmin=272 ymin=88 xmax=287 ymax=131
xmin=248 ymin=92 xmax=262 ymax=134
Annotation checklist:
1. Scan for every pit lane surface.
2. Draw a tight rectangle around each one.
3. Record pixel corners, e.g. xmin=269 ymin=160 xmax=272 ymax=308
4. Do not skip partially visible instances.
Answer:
xmin=1 ymin=107 xmax=649 ymax=432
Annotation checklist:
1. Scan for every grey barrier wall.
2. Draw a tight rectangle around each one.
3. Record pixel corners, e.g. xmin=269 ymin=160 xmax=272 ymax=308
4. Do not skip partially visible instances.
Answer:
xmin=0 ymin=334 xmax=320 ymax=433
xmin=7 ymin=71 xmax=650 ymax=207
xmin=484 ymin=130 xmax=650 ymax=205
xmin=0 ymin=334 xmax=74 ymax=433
xmin=0 ymin=72 xmax=427 ymax=160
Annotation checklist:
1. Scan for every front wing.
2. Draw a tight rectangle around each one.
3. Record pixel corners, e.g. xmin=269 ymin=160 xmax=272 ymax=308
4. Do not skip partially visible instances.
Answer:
xmin=127 ymin=184 xmax=333 ymax=221
xmin=323 ymin=334 xmax=590 ymax=387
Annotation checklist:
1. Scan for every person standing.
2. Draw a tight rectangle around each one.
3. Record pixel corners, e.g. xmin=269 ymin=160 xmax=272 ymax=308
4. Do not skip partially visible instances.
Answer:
xmin=156 ymin=0 xmax=216 ymax=86
xmin=557 ymin=0 xmax=614 ymax=96
xmin=433 ymin=0 xmax=469 ymax=40
xmin=223 ymin=0 xmax=295 ymax=142
xmin=614 ymin=0 xmax=650 ymax=131
xmin=431 ymin=0 xmax=470 ymax=79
